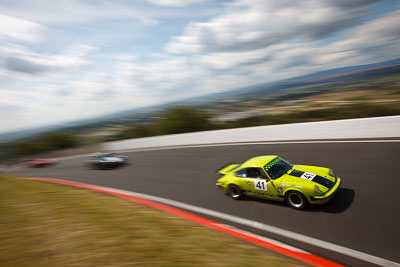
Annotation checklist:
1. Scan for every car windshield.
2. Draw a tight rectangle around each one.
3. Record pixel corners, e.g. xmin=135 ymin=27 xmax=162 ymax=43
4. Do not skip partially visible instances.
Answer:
xmin=264 ymin=157 xmax=293 ymax=180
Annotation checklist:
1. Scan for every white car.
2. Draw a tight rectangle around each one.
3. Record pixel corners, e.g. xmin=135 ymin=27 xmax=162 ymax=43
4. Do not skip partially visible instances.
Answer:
xmin=86 ymin=153 xmax=128 ymax=169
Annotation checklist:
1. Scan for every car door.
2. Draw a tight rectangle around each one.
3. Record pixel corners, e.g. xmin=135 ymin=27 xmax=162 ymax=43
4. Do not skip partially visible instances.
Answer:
xmin=247 ymin=167 xmax=281 ymax=198
xmin=260 ymin=168 xmax=280 ymax=198
xmin=233 ymin=168 xmax=278 ymax=197
xmin=235 ymin=167 xmax=268 ymax=196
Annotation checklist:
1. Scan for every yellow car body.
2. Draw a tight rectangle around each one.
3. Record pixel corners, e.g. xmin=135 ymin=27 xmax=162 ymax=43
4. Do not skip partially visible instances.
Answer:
xmin=216 ymin=155 xmax=341 ymax=209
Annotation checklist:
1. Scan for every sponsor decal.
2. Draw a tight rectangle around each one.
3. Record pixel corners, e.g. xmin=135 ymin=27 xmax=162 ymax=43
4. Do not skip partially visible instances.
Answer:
xmin=300 ymin=172 xmax=316 ymax=180
xmin=264 ymin=157 xmax=280 ymax=171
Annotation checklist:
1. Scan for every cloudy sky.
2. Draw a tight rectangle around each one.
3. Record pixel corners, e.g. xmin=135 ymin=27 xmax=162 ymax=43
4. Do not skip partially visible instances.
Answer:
xmin=1 ymin=0 xmax=399 ymax=134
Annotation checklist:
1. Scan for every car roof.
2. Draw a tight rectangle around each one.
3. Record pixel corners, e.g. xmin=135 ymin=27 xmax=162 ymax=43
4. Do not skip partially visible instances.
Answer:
xmin=91 ymin=152 xmax=115 ymax=157
xmin=241 ymin=155 xmax=278 ymax=168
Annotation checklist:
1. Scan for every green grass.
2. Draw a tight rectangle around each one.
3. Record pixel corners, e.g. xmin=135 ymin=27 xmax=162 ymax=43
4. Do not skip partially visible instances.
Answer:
xmin=0 ymin=175 xmax=308 ymax=267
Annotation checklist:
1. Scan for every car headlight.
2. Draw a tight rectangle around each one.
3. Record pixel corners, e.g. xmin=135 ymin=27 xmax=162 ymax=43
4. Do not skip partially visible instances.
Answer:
xmin=329 ymin=168 xmax=335 ymax=177
xmin=315 ymin=185 xmax=321 ymax=194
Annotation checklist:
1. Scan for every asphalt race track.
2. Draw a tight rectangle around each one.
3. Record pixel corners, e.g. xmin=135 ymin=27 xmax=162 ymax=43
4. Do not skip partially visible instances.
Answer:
xmin=10 ymin=140 xmax=400 ymax=266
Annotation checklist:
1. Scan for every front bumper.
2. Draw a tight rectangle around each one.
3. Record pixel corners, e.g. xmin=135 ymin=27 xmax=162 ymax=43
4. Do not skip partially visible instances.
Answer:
xmin=309 ymin=177 xmax=341 ymax=205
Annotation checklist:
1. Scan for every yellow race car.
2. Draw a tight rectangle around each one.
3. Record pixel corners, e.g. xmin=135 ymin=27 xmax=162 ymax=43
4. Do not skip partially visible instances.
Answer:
xmin=216 ymin=155 xmax=341 ymax=209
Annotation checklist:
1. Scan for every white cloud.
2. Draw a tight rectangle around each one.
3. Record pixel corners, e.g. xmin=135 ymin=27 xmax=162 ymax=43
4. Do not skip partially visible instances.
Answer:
xmin=0 ymin=14 xmax=44 ymax=42
xmin=0 ymin=44 xmax=96 ymax=75
xmin=1 ymin=0 xmax=399 ymax=135
xmin=165 ymin=0 xmax=380 ymax=54
xmin=146 ymin=0 xmax=205 ymax=7
xmin=322 ymin=10 xmax=400 ymax=63
xmin=0 ymin=0 xmax=164 ymax=25
xmin=4 ymin=6 xmax=399 ymax=134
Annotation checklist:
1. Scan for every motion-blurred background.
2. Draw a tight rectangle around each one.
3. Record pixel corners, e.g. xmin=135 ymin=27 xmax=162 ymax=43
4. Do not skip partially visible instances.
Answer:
xmin=1 ymin=0 xmax=400 ymax=163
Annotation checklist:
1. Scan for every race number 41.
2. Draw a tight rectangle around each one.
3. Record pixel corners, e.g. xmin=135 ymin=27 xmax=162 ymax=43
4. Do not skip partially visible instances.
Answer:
xmin=254 ymin=180 xmax=268 ymax=191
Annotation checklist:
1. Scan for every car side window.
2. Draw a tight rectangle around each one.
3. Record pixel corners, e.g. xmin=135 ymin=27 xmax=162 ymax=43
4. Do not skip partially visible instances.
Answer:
xmin=234 ymin=169 xmax=247 ymax=178
xmin=246 ymin=167 xmax=264 ymax=179
xmin=258 ymin=168 xmax=270 ymax=180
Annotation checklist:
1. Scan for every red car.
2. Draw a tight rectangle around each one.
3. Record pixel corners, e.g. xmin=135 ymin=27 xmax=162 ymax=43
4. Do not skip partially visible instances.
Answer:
xmin=25 ymin=158 xmax=57 ymax=167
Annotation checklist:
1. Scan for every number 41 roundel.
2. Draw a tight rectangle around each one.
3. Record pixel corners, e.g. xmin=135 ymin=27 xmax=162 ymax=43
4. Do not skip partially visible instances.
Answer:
xmin=254 ymin=180 xmax=268 ymax=191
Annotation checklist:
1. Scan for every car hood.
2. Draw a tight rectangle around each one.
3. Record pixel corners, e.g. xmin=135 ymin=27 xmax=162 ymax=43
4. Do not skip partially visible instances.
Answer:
xmin=285 ymin=165 xmax=336 ymax=190
xmin=292 ymin=165 xmax=335 ymax=181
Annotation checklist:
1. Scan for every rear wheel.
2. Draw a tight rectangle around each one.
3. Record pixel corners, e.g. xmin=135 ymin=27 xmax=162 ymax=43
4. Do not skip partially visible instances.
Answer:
xmin=285 ymin=191 xmax=307 ymax=210
xmin=228 ymin=184 xmax=242 ymax=200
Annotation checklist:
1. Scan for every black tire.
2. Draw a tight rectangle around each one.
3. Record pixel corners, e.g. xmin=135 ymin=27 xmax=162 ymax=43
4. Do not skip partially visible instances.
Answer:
xmin=228 ymin=184 xmax=242 ymax=200
xmin=285 ymin=191 xmax=307 ymax=210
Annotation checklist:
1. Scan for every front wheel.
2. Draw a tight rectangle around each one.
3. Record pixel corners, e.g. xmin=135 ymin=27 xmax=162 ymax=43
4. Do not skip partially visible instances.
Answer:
xmin=228 ymin=184 xmax=243 ymax=200
xmin=285 ymin=191 xmax=307 ymax=210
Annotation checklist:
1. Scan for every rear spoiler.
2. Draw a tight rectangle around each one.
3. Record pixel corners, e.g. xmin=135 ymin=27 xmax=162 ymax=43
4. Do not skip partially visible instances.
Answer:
xmin=217 ymin=163 xmax=240 ymax=175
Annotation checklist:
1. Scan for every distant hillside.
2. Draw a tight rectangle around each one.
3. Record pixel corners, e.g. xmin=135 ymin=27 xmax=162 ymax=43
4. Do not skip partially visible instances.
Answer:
xmin=209 ymin=59 xmax=400 ymax=100
xmin=177 ymin=57 xmax=400 ymax=104
xmin=1 ymin=57 xmax=399 ymax=141
xmin=284 ymin=58 xmax=400 ymax=82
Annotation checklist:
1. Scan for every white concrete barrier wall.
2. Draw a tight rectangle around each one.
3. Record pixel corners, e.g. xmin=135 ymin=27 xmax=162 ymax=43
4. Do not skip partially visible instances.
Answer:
xmin=103 ymin=115 xmax=400 ymax=151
